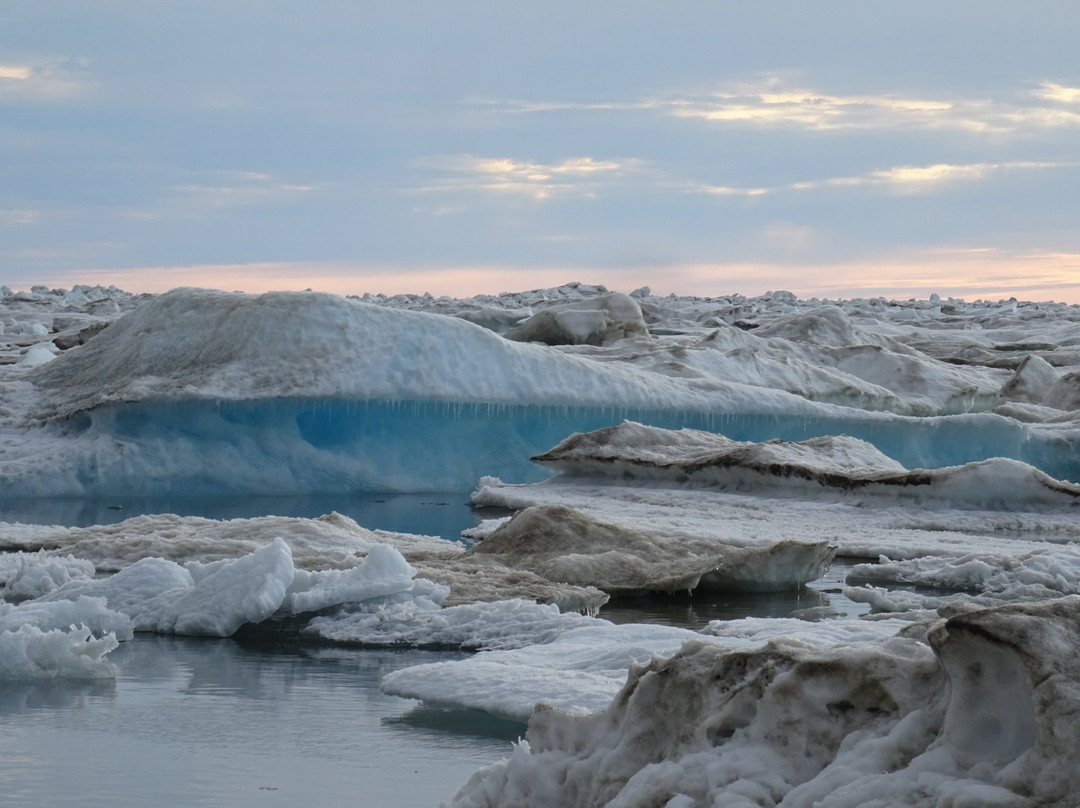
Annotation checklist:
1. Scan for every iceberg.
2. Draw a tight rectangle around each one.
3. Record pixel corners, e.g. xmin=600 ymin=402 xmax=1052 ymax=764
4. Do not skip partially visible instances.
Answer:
xmin=1 ymin=287 xmax=1078 ymax=496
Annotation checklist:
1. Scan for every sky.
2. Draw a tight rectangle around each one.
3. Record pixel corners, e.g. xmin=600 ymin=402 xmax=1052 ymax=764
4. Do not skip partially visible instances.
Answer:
xmin=2 ymin=1 xmax=1080 ymax=303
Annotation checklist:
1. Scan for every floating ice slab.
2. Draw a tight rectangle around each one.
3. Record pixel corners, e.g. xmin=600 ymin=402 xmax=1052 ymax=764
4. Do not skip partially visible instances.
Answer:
xmin=381 ymin=616 xmax=910 ymax=722
xmin=0 ymin=511 xmax=453 ymax=571
xmin=0 ymin=596 xmax=130 ymax=679
xmin=305 ymin=597 xmax=599 ymax=651
xmin=533 ymin=421 xmax=1080 ymax=509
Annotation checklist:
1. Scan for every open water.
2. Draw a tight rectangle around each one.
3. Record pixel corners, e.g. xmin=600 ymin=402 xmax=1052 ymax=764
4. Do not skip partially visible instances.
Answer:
xmin=0 ymin=498 xmax=866 ymax=807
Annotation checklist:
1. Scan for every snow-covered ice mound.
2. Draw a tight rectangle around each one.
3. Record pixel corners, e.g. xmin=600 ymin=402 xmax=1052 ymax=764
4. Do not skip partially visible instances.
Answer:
xmin=447 ymin=597 xmax=1080 ymax=808
xmin=844 ymin=543 xmax=1080 ymax=614
xmin=25 ymin=288 xmax=737 ymax=419
xmin=504 ymin=292 xmax=649 ymax=346
xmin=466 ymin=504 xmax=835 ymax=595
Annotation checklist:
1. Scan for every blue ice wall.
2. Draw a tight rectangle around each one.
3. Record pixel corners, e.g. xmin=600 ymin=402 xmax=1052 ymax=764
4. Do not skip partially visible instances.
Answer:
xmin=33 ymin=397 xmax=1080 ymax=497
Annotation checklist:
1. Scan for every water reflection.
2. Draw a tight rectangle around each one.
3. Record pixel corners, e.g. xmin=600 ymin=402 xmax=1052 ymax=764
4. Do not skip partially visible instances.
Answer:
xmin=0 ymin=678 xmax=115 ymax=715
xmin=386 ymin=704 xmax=526 ymax=743
xmin=0 ymin=492 xmax=484 ymax=538
xmin=599 ymin=586 xmax=832 ymax=628
xmin=0 ymin=636 xmax=515 ymax=808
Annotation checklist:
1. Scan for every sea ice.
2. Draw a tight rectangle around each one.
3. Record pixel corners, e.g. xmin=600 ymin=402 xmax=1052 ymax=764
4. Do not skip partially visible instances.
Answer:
xmin=4 ymin=286 xmax=1080 ymax=495
xmin=304 ymin=597 xmax=600 ymax=651
xmin=465 ymin=504 xmax=834 ymax=595
xmin=530 ymin=420 xmax=1080 ymax=508
xmin=37 ymin=538 xmax=295 ymax=636
xmin=447 ymin=598 xmax=1080 ymax=807
xmin=0 ymin=625 xmax=119 ymax=680
xmin=5 ymin=282 xmax=1080 ymax=803
xmin=0 ymin=550 xmax=96 ymax=600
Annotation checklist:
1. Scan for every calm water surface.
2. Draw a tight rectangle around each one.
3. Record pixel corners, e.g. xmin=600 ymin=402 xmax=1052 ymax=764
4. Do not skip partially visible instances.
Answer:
xmin=0 ymin=492 xmax=491 ymax=537
xmin=0 ymin=636 xmax=523 ymax=808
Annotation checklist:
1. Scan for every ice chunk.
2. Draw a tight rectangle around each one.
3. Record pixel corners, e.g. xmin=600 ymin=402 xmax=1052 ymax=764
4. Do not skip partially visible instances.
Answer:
xmin=381 ymin=617 xmax=910 ymax=722
xmin=305 ymin=597 xmax=599 ymax=651
xmin=413 ymin=558 xmax=610 ymax=614
xmin=0 ymin=625 xmax=119 ymax=679
xmin=466 ymin=504 xmax=833 ymax=595
xmin=17 ymin=343 xmax=57 ymax=367
xmin=999 ymin=354 xmax=1060 ymax=404
xmin=0 ymin=595 xmax=133 ymax=640
xmin=466 ymin=505 xmax=724 ymax=595
xmin=381 ymin=621 xmax=713 ymax=720
xmin=288 ymin=543 xmax=448 ymax=614
xmin=504 ymin=292 xmax=649 ymax=346
xmin=0 ymin=550 xmax=96 ymax=600
xmin=27 ymin=288 xmax=742 ymax=421
xmin=11 ymin=287 xmax=1077 ymax=496
xmin=0 ymin=511 xmax=449 ymax=571
xmin=40 ymin=538 xmax=295 ymax=636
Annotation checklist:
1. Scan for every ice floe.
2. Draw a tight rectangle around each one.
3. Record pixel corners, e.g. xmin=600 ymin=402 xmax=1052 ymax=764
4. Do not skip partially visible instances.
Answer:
xmin=530 ymin=420 xmax=1080 ymax=508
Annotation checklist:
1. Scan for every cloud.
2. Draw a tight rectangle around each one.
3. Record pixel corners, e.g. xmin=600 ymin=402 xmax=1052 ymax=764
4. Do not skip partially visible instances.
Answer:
xmin=416 ymin=155 xmax=644 ymax=201
xmin=0 ymin=65 xmax=32 ymax=80
xmin=0 ymin=208 xmax=41 ymax=225
xmin=1034 ymin=82 xmax=1080 ymax=104
xmin=476 ymin=77 xmax=1080 ymax=135
xmin=167 ymin=171 xmax=314 ymax=209
xmin=0 ymin=58 xmax=90 ymax=101
xmin=693 ymin=160 xmax=1066 ymax=198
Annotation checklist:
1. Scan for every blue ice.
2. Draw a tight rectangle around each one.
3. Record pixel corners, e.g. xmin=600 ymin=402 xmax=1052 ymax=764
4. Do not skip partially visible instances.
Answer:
xmin=34 ymin=397 xmax=1080 ymax=496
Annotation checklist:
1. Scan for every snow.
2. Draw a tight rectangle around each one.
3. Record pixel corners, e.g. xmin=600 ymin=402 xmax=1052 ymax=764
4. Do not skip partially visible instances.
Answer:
xmin=4 ymin=282 xmax=1080 ymax=801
